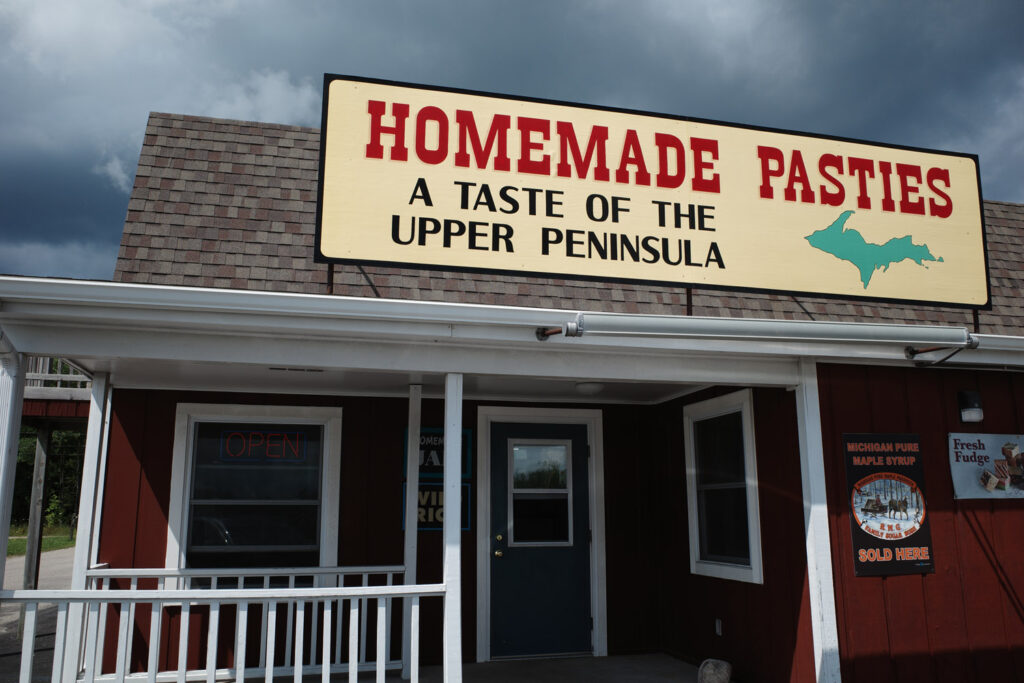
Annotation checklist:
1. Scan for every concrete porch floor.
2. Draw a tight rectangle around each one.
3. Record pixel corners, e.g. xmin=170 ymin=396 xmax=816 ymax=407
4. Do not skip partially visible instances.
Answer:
xmin=410 ymin=654 xmax=700 ymax=682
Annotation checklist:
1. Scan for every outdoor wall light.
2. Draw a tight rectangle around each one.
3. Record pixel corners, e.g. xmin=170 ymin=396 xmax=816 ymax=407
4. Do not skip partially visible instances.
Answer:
xmin=958 ymin=390 xmax=984 ymax=423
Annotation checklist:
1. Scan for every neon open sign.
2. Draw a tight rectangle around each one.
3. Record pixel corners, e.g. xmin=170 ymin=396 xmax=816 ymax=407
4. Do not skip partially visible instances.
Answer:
xmin=218 ymin=430 xmax=308 ymax=463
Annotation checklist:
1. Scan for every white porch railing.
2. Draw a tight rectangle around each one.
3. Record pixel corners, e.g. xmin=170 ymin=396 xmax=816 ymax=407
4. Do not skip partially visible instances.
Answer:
xmin=23 ymin=357 xmax=91 ymax=401
xmin=2 ymin=565 xmax=444 ymax=683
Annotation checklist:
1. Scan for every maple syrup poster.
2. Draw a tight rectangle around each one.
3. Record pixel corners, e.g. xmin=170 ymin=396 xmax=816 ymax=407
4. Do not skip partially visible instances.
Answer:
xmin=845 ymin=434 xmax=934 ymax=576
xmin=948 ymin=433 xmax=1024 ymax=499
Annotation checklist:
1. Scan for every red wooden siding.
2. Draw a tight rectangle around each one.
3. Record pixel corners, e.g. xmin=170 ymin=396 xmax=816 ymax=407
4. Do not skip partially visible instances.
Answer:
xmin=97 ymin=387 xmax=815 ymax=674
xmin=818 ymin=363 xmax=1024 ymax=683
xmin=651 ymin=388 xmax=816 ymax=682
xmin=21 ymin=398 xmax=89 ymax=420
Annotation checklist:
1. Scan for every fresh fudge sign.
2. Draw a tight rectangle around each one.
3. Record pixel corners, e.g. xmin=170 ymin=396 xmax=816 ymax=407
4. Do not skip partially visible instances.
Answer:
xmin=316 ymin=75 xmax=988 ymax=307
xmin=845 ymin=434 xmax=934 ymax=576
xmin=948 ymin=433 xmax=1024 ymax=499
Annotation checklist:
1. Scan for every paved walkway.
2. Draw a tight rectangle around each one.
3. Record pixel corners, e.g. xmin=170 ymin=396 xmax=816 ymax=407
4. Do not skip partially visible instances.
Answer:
xmin=0 ymin=546 xmax=75 ymax=681
xmin=3 ymin=545 xmax=76 ymax=590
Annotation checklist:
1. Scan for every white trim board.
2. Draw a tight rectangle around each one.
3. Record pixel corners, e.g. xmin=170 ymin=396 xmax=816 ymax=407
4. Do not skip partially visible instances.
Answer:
xmin=475 ymin=406 xmax=607 ymax=662
xmin=682 ymin=389 xmax=764 ymax=584
xmin=164 ymin=403 xmax=343 ymax=572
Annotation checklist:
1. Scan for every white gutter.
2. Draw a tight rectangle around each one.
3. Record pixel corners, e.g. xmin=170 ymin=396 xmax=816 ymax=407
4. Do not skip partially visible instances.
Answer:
xmin=0 ymin=276 xmax=573 ymax=329
xmin=0 ymin=276 xmax=1018 ymax=370
xmin=563 ymin=311 xmax=977 ymax=348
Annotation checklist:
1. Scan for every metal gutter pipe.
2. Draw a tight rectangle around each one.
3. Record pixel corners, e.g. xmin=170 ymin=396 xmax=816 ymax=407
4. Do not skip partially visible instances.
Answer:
xmin=563 ymin=312 xmax=977 ymax=348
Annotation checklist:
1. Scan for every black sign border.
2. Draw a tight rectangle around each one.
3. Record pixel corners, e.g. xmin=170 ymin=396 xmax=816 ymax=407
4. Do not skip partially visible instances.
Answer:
xmin=315 ymin=73 xmax=991 ymax=311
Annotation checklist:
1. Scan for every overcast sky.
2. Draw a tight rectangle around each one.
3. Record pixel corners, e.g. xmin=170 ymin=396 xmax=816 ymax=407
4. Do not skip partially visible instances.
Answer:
xmin=1 ymin=0 xmax=1022 ymax=279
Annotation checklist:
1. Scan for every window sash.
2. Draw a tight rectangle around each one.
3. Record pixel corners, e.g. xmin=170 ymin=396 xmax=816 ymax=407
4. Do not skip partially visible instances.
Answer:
xmin=683 ymin=389 xmax=763 ymax=584
xmin=185 ymin=420 xmax=325 ymax=568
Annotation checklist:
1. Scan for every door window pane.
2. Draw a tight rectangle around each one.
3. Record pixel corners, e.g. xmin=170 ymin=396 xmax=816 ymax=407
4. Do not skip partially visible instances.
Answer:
xmin=513 ymin=444 xmax=568 ymax=489
xmin=510 ymin=441 xmax=572 ymax=545
xmin=512 ymin=497 xmax=570 ymax=542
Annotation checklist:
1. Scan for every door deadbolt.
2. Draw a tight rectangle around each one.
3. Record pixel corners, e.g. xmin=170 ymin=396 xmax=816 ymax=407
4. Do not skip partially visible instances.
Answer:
xmin=495 ymin=534 xmax=503 ymax=541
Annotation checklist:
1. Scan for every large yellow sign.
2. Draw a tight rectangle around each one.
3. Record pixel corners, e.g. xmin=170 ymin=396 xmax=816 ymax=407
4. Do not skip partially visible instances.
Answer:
xmin=317 ymin=76 xmax=988 ymax=307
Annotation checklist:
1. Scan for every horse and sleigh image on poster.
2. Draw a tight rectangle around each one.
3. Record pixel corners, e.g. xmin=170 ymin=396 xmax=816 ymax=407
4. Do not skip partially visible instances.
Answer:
xmin=850 ymin=473 xmax=926 ymax=539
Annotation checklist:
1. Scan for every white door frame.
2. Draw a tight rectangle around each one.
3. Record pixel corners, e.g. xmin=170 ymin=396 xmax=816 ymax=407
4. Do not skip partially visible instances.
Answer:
xmin=475 ymin=406 xmax=607 ymax=662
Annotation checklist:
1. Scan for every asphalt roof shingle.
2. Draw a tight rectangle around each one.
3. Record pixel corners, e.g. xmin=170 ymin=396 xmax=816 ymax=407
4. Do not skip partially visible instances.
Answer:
xmin=114 ymin=112 xmax=1024 ymax=334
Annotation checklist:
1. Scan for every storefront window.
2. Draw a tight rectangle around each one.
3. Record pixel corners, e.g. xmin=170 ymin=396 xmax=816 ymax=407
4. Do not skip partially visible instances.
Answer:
xmin=186 ymin=422 xmax=323 ymax=568
xmin=683 ymin=390 xmax=763 ymax=583
xmin=165 ymin=404 xmax=342 ymax=571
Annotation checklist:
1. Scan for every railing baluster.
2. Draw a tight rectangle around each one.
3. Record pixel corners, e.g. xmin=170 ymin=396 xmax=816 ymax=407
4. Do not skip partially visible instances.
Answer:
xmin=385 ymin=572 xmax=393 ymax=665
xmin=410 ymin=597 xmax=420 ymax=683
xmin=205 ymin=602 xmax=220 ymax=683
xmin=83 ymin=601 xmax=100 ymax=682
xmin=376 ymin=597 xmax=386 ymax=683
xmin=147 ymin=601 xmax=162 ymax=683
xmin=264 ymin=601 xmax=278 ymax=683
xmin=258 ymin=576 xmax=269 ymax=672
xmin=359 ymin=574 xmax=368 ymax=665
xmin=50 ymin=602 xmax=67 ymax=683
xmin=284 ymin=576 xmax=295 ymax=669
xmin=126 ymin=579 xmax=138 ymax=679
xmin=321 ymin=600 xmax=333 ymax=683
xmin=293 ymin=600 xmax=305 ymax=683
xmin=20 ymin=602 xmax=37 ymax=683
xmin=310 ymin=594 xmax=319 ymax=670
xmin=115 ymin=600 xmax=131 ymax=682
xmin=334 ymin=594 xmax=343 ymax=671
xmin=96 ymin=597 xmax=109 ymax=675
xmin=177 ymin=602 xmax=190 ymax=683
xmin=235 ymin=601 xmax=248 ymax=683
xmin=347 ymin=599 xmax=359 ymax=683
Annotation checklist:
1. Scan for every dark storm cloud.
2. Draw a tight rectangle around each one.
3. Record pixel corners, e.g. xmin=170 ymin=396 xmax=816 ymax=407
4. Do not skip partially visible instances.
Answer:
xmin=0 ymin=152 xmax=124 ymax=278
xmin=0 ymin=0 xmax=1021 ymax=278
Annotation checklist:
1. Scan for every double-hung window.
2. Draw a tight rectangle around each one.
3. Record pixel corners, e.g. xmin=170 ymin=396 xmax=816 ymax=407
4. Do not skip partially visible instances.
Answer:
xmin=683 ymin=390 xmax=763 ymax=583
xmin=166 ymin=404 xmax=342 ymax=570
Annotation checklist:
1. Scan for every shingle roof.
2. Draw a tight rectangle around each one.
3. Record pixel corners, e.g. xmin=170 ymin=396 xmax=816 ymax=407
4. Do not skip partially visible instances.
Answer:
xmin=115 ymin=112 xmax=1024 ymax=335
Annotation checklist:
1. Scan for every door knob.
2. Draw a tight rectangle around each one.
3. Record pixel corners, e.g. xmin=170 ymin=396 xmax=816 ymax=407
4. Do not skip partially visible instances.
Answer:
xmin=494 ymin=550 xmax=504 ymax=558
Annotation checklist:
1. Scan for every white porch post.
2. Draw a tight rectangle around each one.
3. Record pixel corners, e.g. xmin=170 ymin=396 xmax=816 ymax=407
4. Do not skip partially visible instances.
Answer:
xmin=442 ymin=374 xmax=463 ymax=683
xmin=0 ymin=348 xmax=26 ymax=583
xmin=402 ymin=384 xmax=422 ymax=679
xmin=795 ymin=360 xmax=842 ymax=682
xmin=63 ymin=371 xmax=109 ymax=682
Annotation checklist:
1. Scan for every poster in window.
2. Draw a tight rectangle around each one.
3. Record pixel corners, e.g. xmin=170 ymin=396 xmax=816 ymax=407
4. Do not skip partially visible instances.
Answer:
xmin=844 ymin=433 xmax=934 ymax=576
xmin=402 ymin=428 xmax=473 ymax=531
xmin=948 ymin=433 xmax=1024 ymax=499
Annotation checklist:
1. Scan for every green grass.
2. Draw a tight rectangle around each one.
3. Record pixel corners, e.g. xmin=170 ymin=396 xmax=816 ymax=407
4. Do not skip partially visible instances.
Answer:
xmin=7 ymin=535 xmax=76 ymax=556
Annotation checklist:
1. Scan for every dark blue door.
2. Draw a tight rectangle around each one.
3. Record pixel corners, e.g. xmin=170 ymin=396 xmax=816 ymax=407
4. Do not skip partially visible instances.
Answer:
xmin=490 ymin=422 xmax=591 ymax=658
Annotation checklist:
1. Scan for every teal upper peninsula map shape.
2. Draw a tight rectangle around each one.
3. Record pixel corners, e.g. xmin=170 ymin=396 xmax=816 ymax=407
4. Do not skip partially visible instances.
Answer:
xmin=805 ymin=210 xmax=943 ymax=289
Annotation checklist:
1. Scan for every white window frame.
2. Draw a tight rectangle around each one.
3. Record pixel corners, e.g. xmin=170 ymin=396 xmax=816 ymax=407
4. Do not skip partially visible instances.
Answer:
xmin=683 ymin=389 xmax=763 ymax=584
xmin=165 ymin=403 xmax=342 ymax=570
